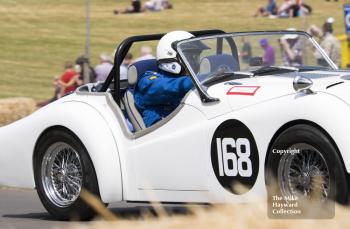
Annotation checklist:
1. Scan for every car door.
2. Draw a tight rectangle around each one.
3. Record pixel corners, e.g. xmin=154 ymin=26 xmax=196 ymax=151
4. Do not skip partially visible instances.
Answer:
xmin=129 ymin=103 xmax=209 ymax=192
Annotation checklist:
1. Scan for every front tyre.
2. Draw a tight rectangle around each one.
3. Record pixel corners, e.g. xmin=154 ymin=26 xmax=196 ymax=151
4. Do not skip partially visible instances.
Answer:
xmin=266 ymin=124 xmax=348 ymax=204
xmin=34 ymin=129 xmax=101 ymax=220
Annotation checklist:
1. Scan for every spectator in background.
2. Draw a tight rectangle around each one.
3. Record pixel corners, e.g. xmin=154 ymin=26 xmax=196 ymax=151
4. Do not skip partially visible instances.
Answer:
xmin=254 ymin=0 xmax=277 ymax=17
xmin=292 ymin=0 xmax=312 ymax=17
xmin=114 ymin=0 xmax=143 ymax=14
xmin=59 ymin=64 xmax=83 ymax=96
xmin=37 ymin=63 xmax=82 ymax=107
xmin=161 ymin=0 xmax=173 ymax=9
xmin=278 ymin=0 xmax=292 ymax=17
xmin=120 ymin=53 xmax=134 ymax=80
xmin=325 ymin=17 xmax=335 ymax=31
xmin=278 ymin=0 xmax=312 ymax=18
xmin=133 ymin=45 xmax=155 ymax=62
xmin=95 ymin=53 xmax=113 ymax=82
xmin=145 ymin=0 xmax=163 ymax=11
xmin=288 ymin=0 xmax=303 ymax=17
xmin=315 ymin=19 xmax=341 ymax=67
xmin=145 ymin=0 xmax=173 ymax=12
xmin=279 ymin=30 xmax=303 ymax=66
xmin=59 ymin=61 xmax=77 ymax=95
xmin=37 ymin=76 xmax=62 ymax=107
xmin=52 ymin=76 xmax=61 ymax=101
xmin=260 ymin=38 xmax=275 ymax=66
xmin=76 ymin=55 xmax=96 ymax=83
xmin=307 ymin=24 xmax=323 ymax=39
xmin=240 ymin=37 xmax=252 ymax=64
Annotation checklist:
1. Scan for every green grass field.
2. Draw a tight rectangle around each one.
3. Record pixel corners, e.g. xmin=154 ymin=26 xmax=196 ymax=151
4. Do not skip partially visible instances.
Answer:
xmin=0 ymin=0 xmax=348 ymax=100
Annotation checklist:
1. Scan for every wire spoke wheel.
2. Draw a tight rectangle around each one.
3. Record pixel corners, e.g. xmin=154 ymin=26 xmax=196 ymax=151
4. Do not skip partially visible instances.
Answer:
xmin=41 ymin=142 xmax=83 ymax=208
xmin=278 ymin=143 xmax=330 ymax=202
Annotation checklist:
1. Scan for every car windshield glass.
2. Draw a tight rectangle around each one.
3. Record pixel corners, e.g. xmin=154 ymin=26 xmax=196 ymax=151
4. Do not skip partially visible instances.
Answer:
xmin=177 ymin=32 xmax=336 ymax=86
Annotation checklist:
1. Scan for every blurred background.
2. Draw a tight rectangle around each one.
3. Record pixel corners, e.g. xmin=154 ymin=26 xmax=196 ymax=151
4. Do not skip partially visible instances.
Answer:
xmin=0 ymin=0 xmax=349 ymax=101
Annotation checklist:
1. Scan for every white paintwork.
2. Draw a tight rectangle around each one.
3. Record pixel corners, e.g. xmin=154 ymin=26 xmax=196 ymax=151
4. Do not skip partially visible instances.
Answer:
xmin=0 ymin=95 xmax=123 ymax=203
xmin=1 ymin=70 xmax=350 ymax=206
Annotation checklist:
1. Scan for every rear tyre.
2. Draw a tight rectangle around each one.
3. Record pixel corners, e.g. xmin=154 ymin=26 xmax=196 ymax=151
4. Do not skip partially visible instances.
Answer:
xmin=34 ymin=129 xmax=101 ymax=220
xmin=266 ymin=124 xmax=348 ymax=204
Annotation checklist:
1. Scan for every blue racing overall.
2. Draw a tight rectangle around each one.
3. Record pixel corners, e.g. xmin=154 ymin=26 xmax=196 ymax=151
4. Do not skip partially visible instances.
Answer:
xmin=134 ymin=70 xmax=193 ymax=127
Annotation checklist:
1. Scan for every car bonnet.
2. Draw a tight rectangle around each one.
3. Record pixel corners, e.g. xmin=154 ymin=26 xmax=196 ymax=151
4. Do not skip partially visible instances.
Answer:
xmin=206 ymin=71 xmax=350 ymax=111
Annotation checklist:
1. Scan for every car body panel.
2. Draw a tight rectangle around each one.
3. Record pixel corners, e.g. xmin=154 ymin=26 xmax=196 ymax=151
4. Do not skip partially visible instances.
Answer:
xmin=206 ymin=72 xmax=346 ymax=112
xmin=204 ymin=89 xmax=350 ymax=202
xmin=0 ymin=95 xmax=123 ymax=203
xmin=2 ymin=70 xmax=350 ymax=204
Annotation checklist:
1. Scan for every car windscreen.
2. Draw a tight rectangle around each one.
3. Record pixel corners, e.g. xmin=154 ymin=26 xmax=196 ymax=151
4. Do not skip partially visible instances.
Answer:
xmin=177 ymin=32 xmax=337 ymax=86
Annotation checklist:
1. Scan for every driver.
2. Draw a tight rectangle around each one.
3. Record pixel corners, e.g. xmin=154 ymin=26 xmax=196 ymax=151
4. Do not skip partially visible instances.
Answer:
xmin=134 ymin=31 xmax=207 ymax=127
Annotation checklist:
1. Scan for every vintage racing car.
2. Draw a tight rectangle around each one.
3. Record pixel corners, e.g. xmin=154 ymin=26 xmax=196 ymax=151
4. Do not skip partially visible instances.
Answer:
xmin=0 ymin=30 xmax=349 ymax=220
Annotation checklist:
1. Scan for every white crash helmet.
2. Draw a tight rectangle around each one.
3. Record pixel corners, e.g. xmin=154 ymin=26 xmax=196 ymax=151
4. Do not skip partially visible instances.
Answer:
xmin=157 ymin=31 xmax=194 ymax=74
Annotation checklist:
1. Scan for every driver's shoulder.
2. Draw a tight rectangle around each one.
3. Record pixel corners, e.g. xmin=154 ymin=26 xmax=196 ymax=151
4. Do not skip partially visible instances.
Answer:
xmin=140 ymin=70 xmax=163 ymax=79
xmin=139 ymin=70 xmax=184 ymax=82
xmin=138 ymin=71 xmax=164 ymax=87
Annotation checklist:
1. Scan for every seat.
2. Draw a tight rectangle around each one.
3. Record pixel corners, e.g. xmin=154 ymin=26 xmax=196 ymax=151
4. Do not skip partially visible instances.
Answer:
xmin=124 ymin=59 xmax=158 ymax=132
xmin=199 ymin=54 xmax=240 ymax=75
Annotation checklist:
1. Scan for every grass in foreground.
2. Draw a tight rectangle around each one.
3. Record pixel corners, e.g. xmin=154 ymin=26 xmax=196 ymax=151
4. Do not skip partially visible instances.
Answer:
xmin=76 ymin=188 xmax=350 ymax=229
xmin=0 ymin=0 xmax=348 ymax=100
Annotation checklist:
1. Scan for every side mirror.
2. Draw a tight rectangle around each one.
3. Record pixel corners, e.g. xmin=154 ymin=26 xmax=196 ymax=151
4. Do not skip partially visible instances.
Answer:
xmin=293 ymin=76 xmax=313 ymax=94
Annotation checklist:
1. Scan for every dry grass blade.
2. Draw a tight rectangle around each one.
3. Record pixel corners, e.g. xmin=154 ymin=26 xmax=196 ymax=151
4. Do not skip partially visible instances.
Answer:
xmin=75 ymin=183 xmax=350 ymax=229
xmin=75 ymin=202 xmax=350 ymax=229
xmin=142 ymin=185 xmax=169 ymax=218
xmin=79 ymin=189 xmax=117 ymax=221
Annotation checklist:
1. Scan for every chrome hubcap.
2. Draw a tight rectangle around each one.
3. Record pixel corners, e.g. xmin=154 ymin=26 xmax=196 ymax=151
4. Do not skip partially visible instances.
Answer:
xmin=278 ymin=143 xmax=330 ymax=201
xmin=41 ymin=142 xmax=83 ymax=207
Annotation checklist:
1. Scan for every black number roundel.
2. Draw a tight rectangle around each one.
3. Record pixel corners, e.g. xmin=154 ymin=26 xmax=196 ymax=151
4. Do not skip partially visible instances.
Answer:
xmin=211 ymin=120 xmax=259 ymax=194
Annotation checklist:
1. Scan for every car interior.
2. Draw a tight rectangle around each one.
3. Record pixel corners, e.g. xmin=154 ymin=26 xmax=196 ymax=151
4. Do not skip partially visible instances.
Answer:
xmin=123 ymin=59 xmax=158 ymax=131
xmin=94 ymin=30 xmax=242 ymax=134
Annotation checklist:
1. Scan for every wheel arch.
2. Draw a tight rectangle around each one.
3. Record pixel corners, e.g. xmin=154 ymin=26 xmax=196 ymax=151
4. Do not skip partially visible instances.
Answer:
xmin=33 ymin=125 xmax=100 ymax=192
xmin=31 ymin=101 xmax=123 ymax=203
xmin=34 ymin=125 xmax=79 ymax=165
xmin=264 ymin=119 xmax=347 ymax=175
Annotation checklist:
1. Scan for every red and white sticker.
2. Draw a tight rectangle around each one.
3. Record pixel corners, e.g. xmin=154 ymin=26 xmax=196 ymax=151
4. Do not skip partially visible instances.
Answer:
xmin=227 ymin=86 xmax=261 ymax=96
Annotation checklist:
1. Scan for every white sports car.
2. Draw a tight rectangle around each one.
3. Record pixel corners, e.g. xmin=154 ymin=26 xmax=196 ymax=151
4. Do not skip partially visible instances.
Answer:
xmin=1 ymin=30 xmax=349 ymax=220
